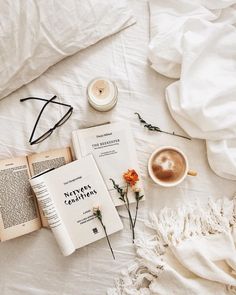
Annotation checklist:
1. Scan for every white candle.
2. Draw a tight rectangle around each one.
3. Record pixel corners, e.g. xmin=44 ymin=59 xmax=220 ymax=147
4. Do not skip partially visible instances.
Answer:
xmin=87 ymin=78 xmax=118 ymax=112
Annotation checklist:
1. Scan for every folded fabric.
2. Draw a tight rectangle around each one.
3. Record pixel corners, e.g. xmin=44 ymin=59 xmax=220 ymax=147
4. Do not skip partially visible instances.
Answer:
xmin=108 ymin=197 xmax=236 ymax=295
xmin=148 ymin=0 xmax=236 ymax=180
xmin=0 ymin=0 xmax=135 ymax=100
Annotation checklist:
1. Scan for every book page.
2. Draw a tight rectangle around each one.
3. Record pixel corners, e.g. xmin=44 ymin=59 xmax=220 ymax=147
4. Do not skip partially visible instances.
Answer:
xmin=27 ymin=147 xmax=72 ymax=227
xmin=0 ymin=157 xmax=41 ymax=241
xmin=72 ymin=122 xmax=145 ymax=206
xmin=27 ymin=147 xmax=72 ymax=176
xmin=30 ymin=175 xmax=75 ymax=256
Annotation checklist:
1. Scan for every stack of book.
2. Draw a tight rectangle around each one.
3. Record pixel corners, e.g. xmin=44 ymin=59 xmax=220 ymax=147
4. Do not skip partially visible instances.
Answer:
xmin=0 ymin=122 xmax=144 ymax=255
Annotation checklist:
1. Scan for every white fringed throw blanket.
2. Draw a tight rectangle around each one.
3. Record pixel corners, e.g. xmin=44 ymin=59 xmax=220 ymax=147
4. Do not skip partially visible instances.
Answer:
xmin=108 ymin=197 xmax=236 ymax=294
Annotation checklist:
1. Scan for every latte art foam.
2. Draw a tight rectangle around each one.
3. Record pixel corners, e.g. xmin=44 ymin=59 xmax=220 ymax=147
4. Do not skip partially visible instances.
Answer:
xmin=151 ymin=149 xmax=186 ymax=183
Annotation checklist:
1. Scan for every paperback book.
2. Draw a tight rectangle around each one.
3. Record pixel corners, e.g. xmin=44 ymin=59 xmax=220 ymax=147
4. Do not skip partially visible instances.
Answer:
xmin=72 ymin=121 xmax=145 ymax=206
xmin=30 ymin=154 xmax=123 ymax=256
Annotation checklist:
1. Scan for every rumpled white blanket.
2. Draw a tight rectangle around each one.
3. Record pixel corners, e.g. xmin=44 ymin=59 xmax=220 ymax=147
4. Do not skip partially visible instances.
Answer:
xmin=107 ymin=197 xmax=236 ymax=294
xmin=148 ymin=0 xmax=236 ymax=180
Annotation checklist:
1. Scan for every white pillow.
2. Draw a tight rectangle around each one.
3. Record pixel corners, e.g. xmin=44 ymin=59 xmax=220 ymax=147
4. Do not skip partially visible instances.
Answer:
xmin=0 ymin=0 xmax=135 ymax=100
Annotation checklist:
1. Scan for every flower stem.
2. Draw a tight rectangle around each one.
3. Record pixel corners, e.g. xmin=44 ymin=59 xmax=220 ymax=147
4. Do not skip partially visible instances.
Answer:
xmin=98 ymin=216 xmax=115 ymax=260
xmin=124 ymin=184 xmax=135 ymax=242
xmin=109 ymin=178 xmax=136 ymax=243
xmin=158 ymin=130 xmax=191 ymax=140
xmin=124 ymin=184 xmax=131 ymax=230
xmin=133 ymin=196 xmax=139 ymax=228
xmin=127 ymin=205 xmax=135 ymax=242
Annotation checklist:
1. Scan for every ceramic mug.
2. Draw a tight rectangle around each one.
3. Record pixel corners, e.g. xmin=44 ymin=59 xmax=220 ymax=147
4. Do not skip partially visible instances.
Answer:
xmin=148 ymin=146 xmax=197 ymax=187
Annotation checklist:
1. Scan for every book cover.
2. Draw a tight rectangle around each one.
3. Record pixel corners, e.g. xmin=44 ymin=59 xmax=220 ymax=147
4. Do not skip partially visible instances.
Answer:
xmin=72 ymin=121 xmax=145 ymax=206
xmin=30 ymin=154 xmax=123 ymax=256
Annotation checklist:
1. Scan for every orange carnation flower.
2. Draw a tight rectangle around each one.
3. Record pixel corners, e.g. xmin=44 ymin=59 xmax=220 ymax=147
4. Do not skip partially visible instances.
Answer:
xmin=123 ymin=169 xmax=139 ymax=187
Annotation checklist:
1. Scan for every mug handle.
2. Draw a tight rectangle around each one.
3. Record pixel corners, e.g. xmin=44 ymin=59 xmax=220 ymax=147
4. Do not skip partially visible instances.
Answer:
xmin=187 ymin=170 xmax=197 ymax=176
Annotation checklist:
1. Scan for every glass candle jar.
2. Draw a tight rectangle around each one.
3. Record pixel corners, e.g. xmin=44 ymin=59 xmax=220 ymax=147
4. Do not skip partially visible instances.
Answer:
xmin=87 ymin=78 xmax=118 ymax=112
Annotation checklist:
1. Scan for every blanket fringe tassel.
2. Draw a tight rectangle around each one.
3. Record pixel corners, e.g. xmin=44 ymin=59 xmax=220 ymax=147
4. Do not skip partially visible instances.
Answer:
xmin=107 ymin=196 xmax=236 ymax=295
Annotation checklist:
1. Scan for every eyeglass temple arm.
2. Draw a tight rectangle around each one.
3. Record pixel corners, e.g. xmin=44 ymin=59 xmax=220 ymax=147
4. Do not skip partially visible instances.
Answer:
xmin=28 ymin=96 xmax=57 ymax=143
xmin=20 ymin=96 xmax=72 ymax=108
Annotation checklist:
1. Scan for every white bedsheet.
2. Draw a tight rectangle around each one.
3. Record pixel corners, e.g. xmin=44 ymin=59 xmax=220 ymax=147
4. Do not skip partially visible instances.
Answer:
xmin=0 ymin=1 xmax=235 ymax=294
xmin=0 ymin=0 xmax=135 ymax=100
xmin=148 ymin=0 xmax=236 ymax=180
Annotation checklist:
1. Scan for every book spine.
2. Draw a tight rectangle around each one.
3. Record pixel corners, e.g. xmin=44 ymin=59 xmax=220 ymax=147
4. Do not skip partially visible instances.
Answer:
xmin=30 ymin=176 xmax=75 ymax=256
xmin=72 ymin=131 xmax=82 ymax=160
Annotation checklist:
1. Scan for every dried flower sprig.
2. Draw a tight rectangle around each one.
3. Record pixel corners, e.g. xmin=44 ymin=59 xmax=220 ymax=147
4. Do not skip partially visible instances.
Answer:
xmin=110 ymin=178 xmax=135 ymax=241
xmin=93 ymin=205 xmax=115 ymax=260
xmin=135 ymin=112 xmax=191 ymax=140
xmin=110 ymin=169 xmax=143 ymax=243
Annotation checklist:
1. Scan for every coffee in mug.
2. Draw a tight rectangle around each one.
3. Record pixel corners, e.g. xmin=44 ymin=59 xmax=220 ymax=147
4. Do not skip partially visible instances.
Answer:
xmin=148 ymin=146 xmax=197 ymax=187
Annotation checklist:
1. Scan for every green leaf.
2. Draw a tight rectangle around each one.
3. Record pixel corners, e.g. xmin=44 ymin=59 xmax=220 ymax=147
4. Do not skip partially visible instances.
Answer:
xmin=110 ymin=178 xmax=126 ymax=200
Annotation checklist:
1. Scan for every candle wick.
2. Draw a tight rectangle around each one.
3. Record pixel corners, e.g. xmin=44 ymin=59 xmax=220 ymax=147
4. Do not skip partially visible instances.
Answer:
xmin=98 ymin=88 xmax=104 ymax=94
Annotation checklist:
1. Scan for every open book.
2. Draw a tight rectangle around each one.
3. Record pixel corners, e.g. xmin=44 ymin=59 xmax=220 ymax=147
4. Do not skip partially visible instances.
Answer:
xmin=30 ymin=155 xmax=123 ymax=256
xmin=72 ymin=121 xmax=145 ymax=206
xmin=0 ymin=147 xmax=72 ymax=241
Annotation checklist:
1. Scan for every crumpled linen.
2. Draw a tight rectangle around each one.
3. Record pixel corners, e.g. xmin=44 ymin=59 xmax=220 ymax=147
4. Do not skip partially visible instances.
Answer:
xmin=107 ymin=197 xmax=236 ymax=295
xmin=148 ymin=0 xmax=236 ymax=180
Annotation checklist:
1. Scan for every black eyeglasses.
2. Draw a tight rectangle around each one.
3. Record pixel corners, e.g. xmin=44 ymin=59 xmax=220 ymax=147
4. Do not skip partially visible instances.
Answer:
xmin=20 ymin=95 xmax=73 ymax=145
